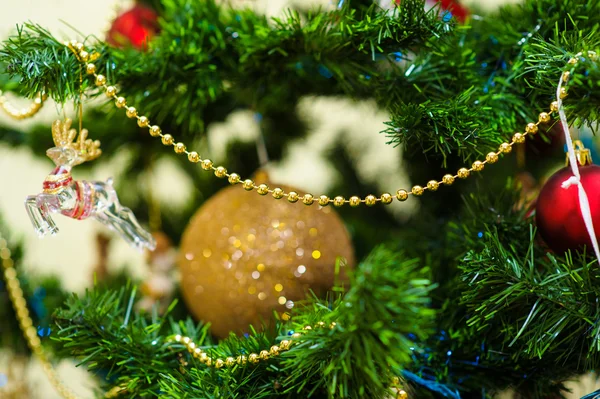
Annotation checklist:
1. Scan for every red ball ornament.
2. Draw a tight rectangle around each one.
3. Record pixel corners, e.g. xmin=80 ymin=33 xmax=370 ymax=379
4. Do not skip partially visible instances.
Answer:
xmin=107 ymin=4 xmax=159 ymax=49
xmin=536 ymin=163 xmax=600 ymax=253
xmin=393 ymin=0 xmax=469 ymax=22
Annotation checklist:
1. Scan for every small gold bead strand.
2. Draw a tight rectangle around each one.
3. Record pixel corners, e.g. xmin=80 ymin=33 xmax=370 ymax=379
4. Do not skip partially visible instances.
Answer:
xmin=0 ymin=91 xmax=46 ymax=120
xmin=167 ymin=321 xmax=337 ymax=369
xmin=66 ymin=41 xmax=568 ymax=210
xmin=1 ymin=235 xmax=78 ymax=399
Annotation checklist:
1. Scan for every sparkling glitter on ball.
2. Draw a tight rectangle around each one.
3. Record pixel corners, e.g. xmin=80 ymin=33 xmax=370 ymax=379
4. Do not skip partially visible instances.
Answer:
xmin=178 ymin=181 xmax=355 ymax=338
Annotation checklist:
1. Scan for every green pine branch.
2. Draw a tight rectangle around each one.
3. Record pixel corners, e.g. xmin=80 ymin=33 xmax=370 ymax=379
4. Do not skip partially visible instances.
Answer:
xmin=53 ymin=248 xmax=434 ymax=398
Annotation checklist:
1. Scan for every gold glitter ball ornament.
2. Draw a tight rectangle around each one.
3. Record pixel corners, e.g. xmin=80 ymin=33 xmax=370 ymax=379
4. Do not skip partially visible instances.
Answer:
xmin=178 ymin=182 xmax=355 ymax=338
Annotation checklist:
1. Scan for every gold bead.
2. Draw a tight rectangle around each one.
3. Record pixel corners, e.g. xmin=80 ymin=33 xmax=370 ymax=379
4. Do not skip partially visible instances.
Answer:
xmin=95 ymin=74 xmax=106 ymax=86
xmin=225 ymin=357 xmax=235 ymax=367
xmin=397 ymin=389 xmax=408 ymax=399
xmin=349 ymin=196 xmax=361 ymax=207
xmin=85 ymin=63 xmax=96 ymax=75
xmin=148 ymin=125 xmax=161 ymax=137
xmin=126 ymin=107 xmax=137 ymax=118
xmin=559 ymin=87 xmax=568 ymax=99
xmin=105 ymin=86 xmax=117 ymax=97
xmin=174 ymin=142 xmax=186 ymax=154
xmin=380 ymin=193 xmax=393 ymax=204
xmin=272 ymin=187 xmax=284 ymax=199
xmin=411 ymin=185 xmax=424 ymax=196
xmin=472 ymin=161 xmax=484 ymax=172
xmin=137 ymin=116 xmax=149 ymax=128
xmin=228 ymin=173 xmax=240 ymax=184
xmin=243 ymin=179 xmax=255 ymax=191
xmin=303 ymin=193 xmax=314 ymax=205
xmin=550 ymin=101 xmax=559 ymax=112
xmin=318 ymin=195 xmax=330 ymax=206
xmin=457 ymin=168 xmax=470 ymax=179
xmin=396 ymin=189 xmax=409 ymax=201
xmin=279 ymin=340 xmax=290 ymax=350
xmin=442 ymin=174 xmax=455 ymax=185
xmin=248 ymin=353 xmax=259 ymax=363
xmin=317 ymin=321 xmax=326 ymax=328
xmin=568 ymin=57 xmax=578 ymax=65
xmin=79 ymin=50 xmax=90 ymax=62
xmin=199 ymin=352 xmax=208 ymax=363
xmin=303 ymin=325 xmax=312 ymax=331
xmin=333 ymin=196 xmax=345 ymax=207
xmin=365 ymin=194 xmax=377 ymax=206
xmin=215 ymin=359 xmax=224 ymax=369
xmin=288 ymin=191 xmax=299 ymax=203
xmin=538 ymin=112 xmax=551 ymax=123
xmin=182 ymin=337 xmax=191 ymax=344
xmin=74 ymin=42 xmax=84 ymax=52
xmin=161 ymin=134 xmax=174 ymax=146
xmin=205 ymin=358 xmax=212 ymax=367
xmin=215 ymin=166 xmax=227 ymax=178
xmin=257 ymin=184 xmax=269 ymax=195
xmin=426 ymin=181 xmax=439 ymax=191
xmin=259 ymin=350 xmax=269 ymax=360
xmin=194 ymin=348 xmax=202 ymax=357
xmin=115 ymin=96 xmax=127 ymax=108
xmin=513 ymin=133 xmax=525 ymax=143
xmin=292 ymin=333 xmax=302 ymax=338
xmin=330 ymin=322 xmax=337 ymax=329
xmin=201 ymin=159 xmax=213 ymax=170
xmin=269 ymin=345 xmax=280 ymax=355
xmin=486 ymin=152 xmax=498 ymax=163
xmin=188 ymin=151 xmax=200 ymax=163
xmin=188 ymin=342 xmax=196 ymax=351
xmin=174 ymin=334 xmax=182 ymax=342
xmin=588 ymin=50 xmax=598 ymax=61
xmin=525 ymin=123 xmax=538 ymax=134
xmin=499 ymin=142 xmax=512 ymax=154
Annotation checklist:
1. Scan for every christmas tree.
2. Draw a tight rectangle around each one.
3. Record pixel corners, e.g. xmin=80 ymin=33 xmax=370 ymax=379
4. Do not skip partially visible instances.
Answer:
xmin=1 ymin=0 xmax=600 ymax=397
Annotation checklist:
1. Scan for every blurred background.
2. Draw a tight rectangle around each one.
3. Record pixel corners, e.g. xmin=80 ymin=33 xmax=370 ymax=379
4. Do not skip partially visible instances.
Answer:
xmin=0 ymin=0 xmax=597 ymax=397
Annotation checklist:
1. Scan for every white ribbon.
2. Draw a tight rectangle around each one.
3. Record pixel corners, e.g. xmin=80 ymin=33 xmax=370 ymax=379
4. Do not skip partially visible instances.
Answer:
xmin=556 ymin=71 xmax=600 ymax=261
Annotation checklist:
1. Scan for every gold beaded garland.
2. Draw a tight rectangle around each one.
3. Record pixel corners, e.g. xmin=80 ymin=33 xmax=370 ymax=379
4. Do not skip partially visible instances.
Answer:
xmin=137 ymin=116 xmax=149 ymax=128
xmin=426 ymin=180 xmax=439 ymax=191
xmin=215 ymin=166 xmax=227 ymax=178
xmin=365 ymin=195 xmax=377 ymax=206
xmin=319 ymin=195 xmax=330 ymax=206
xmin=442 ymin=174 xmax=455 ymax=185
xmin=457 ymin=168 xmax=470 ymax=179
xmin=149 ymin=125 xmax=161 ymax=137
xmin=115 ymin=96 xmax=127 ymax=108
xmin=288 ymin=191 xmax=300 ymax=203
xmin=303 ymin=193 xmax=314 ymax=205
xmin=396 ymin=189 xmax=409 ymax=201
xmin=174 ymin=142 xmax=186 ymax=154
xmin=243 ymin=179 xmax=254 ymax=190
xmin=161 ymin=134 xmax=174 ymax=146
xmin=169 ymin=320 xmax=338 ymax=368
xmin=472 ymin=161 xmax=484 ymax=172
xmin=126 ymin=107 xmax=137 ymax=118
xmin=333 ymin=196 xmax=345 ymax=207
xmin=65 ymin=41 xmax=574 ymax=209
xmin=486 ymin=152 xmax=499 ymax=163
xmin=228 ymin=173 xmax=240 ymax=184
xmin=411 ymin=186 xmax=424 ymax=196
xmin=200 ymin=160 xmax=212 ymax=171
xmin=105 ymin=86 xmax=117 ymax=97
xmin=257 ymin=184 xmax=269 ymax=195
xmin=273 ymin=187 xmax=284 ymax=199
xmin=188 ymin=151 xmax=200 ymax=163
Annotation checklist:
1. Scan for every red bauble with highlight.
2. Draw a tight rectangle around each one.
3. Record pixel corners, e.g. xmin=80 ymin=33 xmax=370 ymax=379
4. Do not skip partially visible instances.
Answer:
xmin=107 ymin=4 xmax=159 ymax=49
xmin=535 ymin=165 xmax=600 ymax=253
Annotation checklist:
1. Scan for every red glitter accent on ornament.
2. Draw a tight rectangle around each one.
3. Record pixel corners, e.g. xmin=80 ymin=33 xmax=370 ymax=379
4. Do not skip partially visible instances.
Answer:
xmin=62 ymin=181 xmax=95 ymax=220
xmin=107 ymin=4 xmax=159 ymax=49
xmin=535 ymin=165 xmax=600 ymax=253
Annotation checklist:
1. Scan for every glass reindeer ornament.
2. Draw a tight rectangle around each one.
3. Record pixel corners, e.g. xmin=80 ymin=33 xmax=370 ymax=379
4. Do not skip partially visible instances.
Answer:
xmin=25 ymin=118 xmax=156 ymax=251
